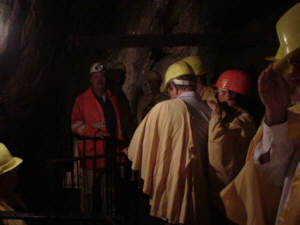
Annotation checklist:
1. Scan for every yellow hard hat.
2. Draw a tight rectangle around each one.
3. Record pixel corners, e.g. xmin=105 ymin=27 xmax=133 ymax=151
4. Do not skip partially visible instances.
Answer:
xmin=107 ymin=63 xmax=126 ymax=83
xmin=111 ymin=62 xmax=126 ymax=73
xmin=182 ymin=56 xmax=207 ymax=76
xmin=147 ymin=71 xmax=161 ymax=81
xmin=0 ymin=143 xmax=23 ymax=176
xmin=267 ymin=3 xmax=300 ymax=60
xmin=272 ymin=46 xmax=300 ymax=76
xmin=163 ymin=61 xmax=194 ymax=91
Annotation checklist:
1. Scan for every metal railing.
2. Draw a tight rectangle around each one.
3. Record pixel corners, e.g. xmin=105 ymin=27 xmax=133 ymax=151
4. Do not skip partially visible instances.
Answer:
xmin=0 ymin=211 xmax=115 ymax=225
xmin=50 ymin=136 xmax=136 ymax=224
xmin=0 ymin=137 xmax=137 ymax=225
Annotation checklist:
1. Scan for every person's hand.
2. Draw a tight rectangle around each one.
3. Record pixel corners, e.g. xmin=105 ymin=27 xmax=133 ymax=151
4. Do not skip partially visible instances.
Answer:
xmin=258 ymin=64 xmax=290 ymax=126
xmin=122 ymin=147 xmax=129 ymax=156
xmin=207 ymin=100 xmax=221 ymax=116
xmin=95 ymin=130 xmax=110 ymax=139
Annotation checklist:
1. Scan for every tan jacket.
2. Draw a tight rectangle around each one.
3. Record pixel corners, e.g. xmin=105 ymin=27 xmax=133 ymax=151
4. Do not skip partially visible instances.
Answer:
xmin=0 ymin=196 xmax=27 ymax=225
xmin=209 ymin=109 xmax=256 ymax=188
xmin=220 ymin=104 xmax=300 ymax=225
xmin=128 ymin=98 xmax=210 ymax=225
xmin=136 ymin=93 xmax=168 ymax=123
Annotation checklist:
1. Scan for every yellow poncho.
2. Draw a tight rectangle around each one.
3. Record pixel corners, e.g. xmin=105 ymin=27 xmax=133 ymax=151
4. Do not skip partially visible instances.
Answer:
xmin=0 ymin=195 xmax=27 ymax=225
xmin=220 ymin=104 xmax=300 ymax=225
xmin=208 ymin=108 xmax=257 ymax=209
xmin=128 ymin=98 xmax=210 ymax=225
xmin=136 ymin=93 xmax=168 ymax=123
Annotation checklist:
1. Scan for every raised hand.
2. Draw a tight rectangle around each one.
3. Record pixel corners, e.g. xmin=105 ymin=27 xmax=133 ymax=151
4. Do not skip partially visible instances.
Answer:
xmin=258 ymin=64 xmax=290 ymax=126
xmin=207 ymin=100 xmax=221 ymax=116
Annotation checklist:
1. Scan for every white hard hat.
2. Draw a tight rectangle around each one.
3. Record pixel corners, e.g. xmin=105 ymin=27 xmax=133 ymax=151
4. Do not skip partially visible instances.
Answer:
xmin=90 ymin=62 xmax=106 ymax=74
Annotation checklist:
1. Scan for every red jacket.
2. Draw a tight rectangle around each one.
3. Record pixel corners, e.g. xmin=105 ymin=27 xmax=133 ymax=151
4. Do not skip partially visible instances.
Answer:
xmin=71 ymin=88 xmax=123 ymax=169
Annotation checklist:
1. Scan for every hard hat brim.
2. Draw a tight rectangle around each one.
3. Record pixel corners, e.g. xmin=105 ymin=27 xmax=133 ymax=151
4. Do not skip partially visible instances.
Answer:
xmin=264 ymin=56 xmax=278 ymax=61
xmin=0 ymin=157 xmax=23 ymax=176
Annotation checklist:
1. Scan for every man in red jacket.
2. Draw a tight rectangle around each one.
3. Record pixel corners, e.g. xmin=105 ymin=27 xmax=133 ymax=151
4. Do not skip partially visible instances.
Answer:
xmin=71 ymin=62 xmax=123 ymax=214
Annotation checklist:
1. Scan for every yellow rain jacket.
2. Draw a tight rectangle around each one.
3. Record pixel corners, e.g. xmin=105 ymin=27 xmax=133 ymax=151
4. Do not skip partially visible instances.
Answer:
xmin=128 ymin=98 xmax=210 ymax=225
xmin=220 ymin=104 xmax=300 ymax=225
xmin=208 ymin=108 xmax=257 ymax=208
xmin=0 ymin=196 xmax=27 ymax=225
xmin=136 ymin=93 xmax=168 ymax=123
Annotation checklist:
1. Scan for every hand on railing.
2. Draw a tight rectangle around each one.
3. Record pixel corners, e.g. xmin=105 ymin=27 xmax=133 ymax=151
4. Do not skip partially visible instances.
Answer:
xmin=122 ymin=147 xmax=128 ymax=156
xmin=95 ymin=130 xmax=110 ymax=139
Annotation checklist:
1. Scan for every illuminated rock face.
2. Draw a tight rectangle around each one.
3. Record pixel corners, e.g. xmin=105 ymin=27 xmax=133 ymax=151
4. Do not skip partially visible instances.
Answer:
xmin=0 ymin=0 xmax=206 ymax=150
xmin=0 ymin=0 xmax=293 ymax=150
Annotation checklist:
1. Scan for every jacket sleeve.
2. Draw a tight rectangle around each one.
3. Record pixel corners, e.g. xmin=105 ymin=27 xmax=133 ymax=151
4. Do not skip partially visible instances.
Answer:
xmin=71 ymin=97 xmax=100 ymax=138
xmin=253 ymin=121 xmax=294 ymax=187
xmin=208 ymin=111 xmax=256 ymax=184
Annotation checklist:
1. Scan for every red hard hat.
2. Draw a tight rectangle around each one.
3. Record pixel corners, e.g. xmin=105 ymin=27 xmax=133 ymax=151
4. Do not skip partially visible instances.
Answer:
xmin=215 ymin=70 xmax=252 ymax=96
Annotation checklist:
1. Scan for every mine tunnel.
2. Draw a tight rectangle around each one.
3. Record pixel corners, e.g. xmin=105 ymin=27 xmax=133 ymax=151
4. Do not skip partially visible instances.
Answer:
xmin=0 ymin=0 xmax=299 ymax=225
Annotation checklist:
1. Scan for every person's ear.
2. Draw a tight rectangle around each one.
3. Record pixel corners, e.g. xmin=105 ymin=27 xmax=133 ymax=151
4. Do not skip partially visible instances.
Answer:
xmin=175 ymin=87 xmax=180 ymax=96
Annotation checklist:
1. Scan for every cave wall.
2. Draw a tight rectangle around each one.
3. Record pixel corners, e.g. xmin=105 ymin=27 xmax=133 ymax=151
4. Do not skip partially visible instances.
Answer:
xmin=0 ymin=0 xmax=298 ymax=212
